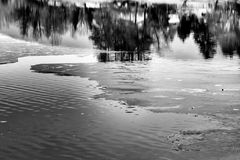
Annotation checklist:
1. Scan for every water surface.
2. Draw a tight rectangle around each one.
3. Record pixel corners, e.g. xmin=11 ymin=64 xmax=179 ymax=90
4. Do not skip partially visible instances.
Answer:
xmin=0 ymin=0 xmax=240 ymax=159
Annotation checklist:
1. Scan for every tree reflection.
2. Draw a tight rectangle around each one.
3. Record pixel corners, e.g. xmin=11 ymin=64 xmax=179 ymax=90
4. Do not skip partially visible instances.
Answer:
xmin=215 ymin=2 xmax=240 ymax=57
xmin=12 ymin=5 xmax=32 ymax=37
xmin=177 ymin=14 xmax=217 ymax=59
xmin=176 ymin=1 xmax=240 ymax=58
xmin=193 ymin=20 xmax=216 ymax=59
xmin=1 ymin=0 xmax=9 ymax=5
xmin=0 ymin=0 xmax=240 ymax=59
xmin=89 ymin=2 xmax=153 ymax=55
xmin=177 ymin=15 xmax=192 ymax=42
xmin=11 ymin=0 xmax=68 ymax=44
xmin=97 ymin=52 xmax=151 ymax=62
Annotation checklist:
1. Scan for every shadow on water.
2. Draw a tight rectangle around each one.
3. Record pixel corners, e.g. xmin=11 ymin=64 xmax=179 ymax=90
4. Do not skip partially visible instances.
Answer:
xmin=0 ymin=0 xmax=240 ymax=60
xmin=97 ymin=52 xmax=152 ymax=62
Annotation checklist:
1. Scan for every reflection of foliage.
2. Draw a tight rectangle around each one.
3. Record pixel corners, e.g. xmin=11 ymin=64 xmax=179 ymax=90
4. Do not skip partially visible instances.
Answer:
xmin=2 ymin=0 xmax=240 ymax=58
xmin=1 ymin=0 xmax=8 ymax=5
xmin=211 ymin=2 xmax=240 ymax=57
xmin=10 ymin=0 xmax=90 ymax=45
xmin=178 ymin=14 xmax=200 ymax=42
xmin=193 ymin=20 xmax=216 ymax=59
xmin=90 ymin=20 xmax=143 ymax=51
xmin=177 ymin=14 xmax=217 ymax=59
xmin=218 ymin=31 xmax=240 ymax=57
xmin=235 ymin=3 xmax=240 ymax=16
xmin=3 ymin=0 xmax=177 ymax=52
xmin=97 ymin=52 xmax=150 ymax=62
xmin=177 ymin=15 xmax=191 ymax=41
xmin=148 ymin=4 xmax=177 ymax=49
xmin=6 ymin=0 xmax=176 ymax=51
xmin=176 ymin=1 xmax=240 ymax=58
xmin=148 ymin=4 xmax=172 ymax=28
xmin=90 ymin=5 xmax=153 ymax=53
xmin=13 ymin=5 xmax=32 ymax=37
xmin=43 ymin=5 xmax=68 ymax=45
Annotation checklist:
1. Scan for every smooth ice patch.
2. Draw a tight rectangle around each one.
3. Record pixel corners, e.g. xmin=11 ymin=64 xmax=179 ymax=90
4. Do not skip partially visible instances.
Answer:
xmin=172 ymin=97 xmax=185 ymax=100
xmin=224 ymin=89 xmax=240 ymax=91
xmin=154 ymin=95 xmax=168 ymax=98
xmin=181 ymin=88 xmax=207 ymax=93
xmin=146 ymin=105 xmax=180 ymax=110
xmin=0 ymin=121 xmax=7 ymax=124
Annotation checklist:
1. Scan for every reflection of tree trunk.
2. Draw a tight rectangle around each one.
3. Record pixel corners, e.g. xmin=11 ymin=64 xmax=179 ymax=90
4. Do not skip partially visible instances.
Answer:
xmin=135 ymin=3 xmax=139 ymax=52
xmin=135 ymin=2 xmax=138 ymax=24
xmin=143 ymin=7 xmax=146 ymax=29
xmin=129 ymin=2 xmax=132 ymax=21
xmin=154 ymin=27 xmax=160 ymax=50
xmin=182 ymin=0 xmax=188 ymax=7
xmin=131 ymin=52 xmax=134 ymax=61
xmin=39 ymin=18 xmax=42 ymax=38
xmin=215 ymin=0 xmax=219 ymax=10
xmin=141 ymin=8 xmax=147 ymax=53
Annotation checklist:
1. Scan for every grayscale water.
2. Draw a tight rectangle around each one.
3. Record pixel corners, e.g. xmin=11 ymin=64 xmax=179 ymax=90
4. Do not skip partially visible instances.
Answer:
xmin=0 ymin=0 xmax=240 ymax=160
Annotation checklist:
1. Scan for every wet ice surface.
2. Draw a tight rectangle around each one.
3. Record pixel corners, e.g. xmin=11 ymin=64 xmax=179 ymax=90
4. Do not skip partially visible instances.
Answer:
xmin=0 ymin=56 xmax=235 ymax=160
xmin=30 ymin=56 xmax=240 ymax=158
xmin=31 ymin=55 xmax=240 ymax=115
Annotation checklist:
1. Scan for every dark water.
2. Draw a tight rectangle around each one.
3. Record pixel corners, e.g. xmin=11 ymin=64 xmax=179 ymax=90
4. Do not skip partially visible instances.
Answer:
xmin=1 ymin=0 xmax=240 ymax=160
xmin=1 ymin=55 xmax=231 ymax=160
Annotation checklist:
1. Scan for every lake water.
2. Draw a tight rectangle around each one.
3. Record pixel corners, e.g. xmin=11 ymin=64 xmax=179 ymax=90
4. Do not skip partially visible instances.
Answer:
xmin=0 ymin=0 xmax=240 ymax=160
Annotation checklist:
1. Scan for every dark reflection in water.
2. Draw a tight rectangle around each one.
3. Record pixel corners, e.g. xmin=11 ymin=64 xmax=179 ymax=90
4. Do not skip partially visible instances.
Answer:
xmin=97 ymin=51 xmax=151 ymax=62
xmin=178 ymin=14 xmax=217 ymax=59
xmin=0 ymin=0 xmax=240 ymax=59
